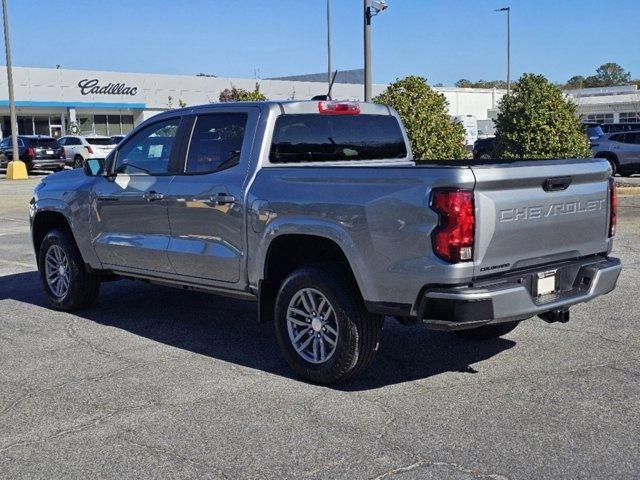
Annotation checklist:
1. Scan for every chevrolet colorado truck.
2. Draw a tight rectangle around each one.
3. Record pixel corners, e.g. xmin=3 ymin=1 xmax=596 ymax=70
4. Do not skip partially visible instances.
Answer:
xmin=30 ymin=101 xmax=622 ymax=384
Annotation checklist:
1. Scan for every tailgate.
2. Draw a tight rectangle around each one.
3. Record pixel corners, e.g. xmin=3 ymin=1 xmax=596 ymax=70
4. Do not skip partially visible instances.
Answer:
xmin=471 ymin=158 xmax=611 ymax=278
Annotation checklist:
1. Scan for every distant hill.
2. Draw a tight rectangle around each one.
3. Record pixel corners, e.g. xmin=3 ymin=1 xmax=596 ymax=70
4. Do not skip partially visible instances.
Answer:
xmin=268 ymin=69 xmax=364 ymax=85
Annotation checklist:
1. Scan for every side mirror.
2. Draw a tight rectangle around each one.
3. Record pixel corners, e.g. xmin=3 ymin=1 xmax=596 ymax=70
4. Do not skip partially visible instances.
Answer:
xmin=84 ymin=158 xmax=106 ymax=176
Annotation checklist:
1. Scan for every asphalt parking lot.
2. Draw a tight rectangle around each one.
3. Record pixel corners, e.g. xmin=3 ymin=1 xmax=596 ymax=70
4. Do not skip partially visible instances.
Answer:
xmin=0 ymin=175 xmax=639 ymax=479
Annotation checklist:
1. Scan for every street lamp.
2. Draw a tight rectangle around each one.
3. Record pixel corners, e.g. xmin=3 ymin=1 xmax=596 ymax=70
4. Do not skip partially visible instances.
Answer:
xmin=495 ymin=6 xmax=511 ymax=95
xmin=1 ymin=0 xmax=25 ymax=179
xmin=364 ymin=0 xmax=388 ymax=102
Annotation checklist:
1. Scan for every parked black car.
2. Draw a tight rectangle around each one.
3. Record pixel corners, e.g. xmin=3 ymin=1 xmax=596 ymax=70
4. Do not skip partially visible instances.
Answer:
xmin=0 ymin=135 xmax=65 ymax=172
xmin=472 ymin=137 xmax=495 ymax=160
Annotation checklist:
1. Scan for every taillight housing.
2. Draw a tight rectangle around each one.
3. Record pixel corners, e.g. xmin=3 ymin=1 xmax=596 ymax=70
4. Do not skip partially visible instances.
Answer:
xmin=431 ymin=189 xmax=475 ymax=263
xmin=25 ymin=146 xmax=35 ymax=158
xmin=86 ymin=145 xmax=94 ymax=154
xmin=318 ymin=101 xmax=360 ymax=115
xmin=59 ymin=147 xmax=65 ymax=158
xmin=609 ymin=177 xmax=617 ymax=237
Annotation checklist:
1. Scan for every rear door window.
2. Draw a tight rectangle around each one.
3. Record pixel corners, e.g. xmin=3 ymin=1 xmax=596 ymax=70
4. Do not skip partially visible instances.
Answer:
xmin=270 ymin=114 xmax=407 ymax=163
xmin=610 ymin=134 xmax=624 ymax=143
xmin=185 ymin=113 xmax=248 ymax=174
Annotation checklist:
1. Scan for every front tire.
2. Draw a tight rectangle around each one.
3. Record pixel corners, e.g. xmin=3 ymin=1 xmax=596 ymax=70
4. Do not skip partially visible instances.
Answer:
xmin=274 ymin=266 xmax=382 ymax=384
xmin=38 ymin=228 xmax=100 ymax=311
xmin=455 ymin=321 xmax=520 ymax=340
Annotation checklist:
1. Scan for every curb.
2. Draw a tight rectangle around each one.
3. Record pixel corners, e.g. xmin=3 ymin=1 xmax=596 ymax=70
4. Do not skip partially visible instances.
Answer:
xmin=617 ymin=187 xmax=640 ymax=196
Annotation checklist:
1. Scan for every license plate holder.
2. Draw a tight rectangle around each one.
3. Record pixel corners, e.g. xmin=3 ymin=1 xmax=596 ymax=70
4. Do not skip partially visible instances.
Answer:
xmin=534 ymin=270 xmax=557 ymax=296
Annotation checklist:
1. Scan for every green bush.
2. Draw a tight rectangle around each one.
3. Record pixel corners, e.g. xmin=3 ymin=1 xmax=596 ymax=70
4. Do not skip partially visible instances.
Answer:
xmin=219 ymin=82 xmax=267 ymax=102
xmin=495 ymin=74 xmax=591 ymax=159
xmin=374 ymin=76 xmax=467 ymax=160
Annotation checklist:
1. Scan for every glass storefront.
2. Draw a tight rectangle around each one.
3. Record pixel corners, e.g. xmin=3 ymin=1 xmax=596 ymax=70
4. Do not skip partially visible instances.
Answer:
xmin=1 ymin=113 xmax=135 ymax=138
xmin=78 ymin=114 xmax=134 ymax=136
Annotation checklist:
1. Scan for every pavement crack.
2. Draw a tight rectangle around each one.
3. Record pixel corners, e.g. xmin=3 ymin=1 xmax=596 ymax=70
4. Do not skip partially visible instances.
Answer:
xmin=117 ymin=432 xmax=232 ymax=479
xmin=372 ymin=459 xmax=510 ymax=480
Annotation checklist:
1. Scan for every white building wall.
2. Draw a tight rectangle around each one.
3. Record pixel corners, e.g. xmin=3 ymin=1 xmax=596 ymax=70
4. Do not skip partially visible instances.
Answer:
xmin=0 ymin=66 xmax=501 ymax=133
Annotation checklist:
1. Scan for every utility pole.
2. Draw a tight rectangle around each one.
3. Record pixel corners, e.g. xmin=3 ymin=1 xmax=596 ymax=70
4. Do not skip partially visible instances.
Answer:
xmin=363 ymin=0 xmax=388 ymax=102
xmin=496 ymin=7 xmax=511 ymax=95
xmin=1 ymin=0 xmax=26 ymax=179
xmin=327 ymin=0 xmax=332 ymax=93
xmin=364 ymin=0 xmax=372 ymax=102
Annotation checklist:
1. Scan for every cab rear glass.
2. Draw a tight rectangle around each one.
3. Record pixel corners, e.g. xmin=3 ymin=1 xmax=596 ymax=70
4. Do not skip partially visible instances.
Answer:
xmin=270 ymin=114 xmax=407 ymax=163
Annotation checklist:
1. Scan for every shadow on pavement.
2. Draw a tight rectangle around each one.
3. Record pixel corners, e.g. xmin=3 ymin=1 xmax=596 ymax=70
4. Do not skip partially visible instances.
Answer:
xmin=0 ymin=270 xmax=515 ymax=391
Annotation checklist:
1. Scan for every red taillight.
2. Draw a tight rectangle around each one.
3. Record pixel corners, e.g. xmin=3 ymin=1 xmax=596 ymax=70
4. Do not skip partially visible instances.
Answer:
xmin=609 ymin=177 xmax=617 ymax=237
xmin=431 ymin=189 xmax=475 ymax=263
xmin=25 ymin=146 xmax=35 ymax=157
xmin=86 ymin=145 xmax=94 ymax=154
xmin=318 ymin=101 xmax=360 ymax=115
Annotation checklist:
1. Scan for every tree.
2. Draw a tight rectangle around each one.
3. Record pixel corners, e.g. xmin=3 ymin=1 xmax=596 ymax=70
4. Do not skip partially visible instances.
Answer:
xmin=374 ymin=76 xmax=467 ymax=159
xmin=564 ymin=63 xmax=631 ymax=89
xmin=455 ymin=79 xmax=473 ymax=88
xmin=564 ymin=75 xmax=585 ymax=89
xmin=595 ymin=62 xmax=631 ymax=86
xmin=494 ymin=73 xmax=591 ymax=159
xmin=218 ymin=82 xmax=267 ymax=102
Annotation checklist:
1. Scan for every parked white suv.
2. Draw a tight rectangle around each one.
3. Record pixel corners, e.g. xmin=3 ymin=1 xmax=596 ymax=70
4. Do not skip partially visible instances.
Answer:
xmin=58 ymin=135 xmax=117 ymax=168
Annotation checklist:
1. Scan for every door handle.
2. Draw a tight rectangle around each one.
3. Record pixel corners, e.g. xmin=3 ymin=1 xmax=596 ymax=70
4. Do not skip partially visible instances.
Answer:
xmin=209 ymin=193 xmax=236 ymax=205
xmin=143 ymin=191 xmax=165 ymax=201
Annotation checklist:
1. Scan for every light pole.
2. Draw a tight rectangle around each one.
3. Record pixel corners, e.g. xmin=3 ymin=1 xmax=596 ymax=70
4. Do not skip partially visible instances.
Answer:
xmin=363 ymin=0 xmax=388 ymax=102
xmin=2 ymin=0 xmax=25 ymax=179
xmin=327 ymin=0 xmax=332 ymax=92
xmin=496 ymin=6 xmax=511 ymax=95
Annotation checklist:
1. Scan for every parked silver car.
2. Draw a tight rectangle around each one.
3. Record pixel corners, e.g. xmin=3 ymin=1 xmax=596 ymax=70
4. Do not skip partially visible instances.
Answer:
xmin=592 ymin=130 xmax=640 ymax=176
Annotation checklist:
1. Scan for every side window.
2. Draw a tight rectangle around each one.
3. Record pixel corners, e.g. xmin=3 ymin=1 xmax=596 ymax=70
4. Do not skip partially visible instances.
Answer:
xmin=115 ymin=118 xmax=181 ymax=175
xmin=185 ymin=113 xmax=247 ymax=174
xmin=57 ymin=138 xmax=67 ymax=146
xmin=610 ymin=134 xmax=624 ymax=143
xmin=71 ymin=138 xmax=82 ymax=145
xmin=627 ymin=133 xmax=640 ymax=145
xmin=0 ymin=138 xmax=9 ymax=148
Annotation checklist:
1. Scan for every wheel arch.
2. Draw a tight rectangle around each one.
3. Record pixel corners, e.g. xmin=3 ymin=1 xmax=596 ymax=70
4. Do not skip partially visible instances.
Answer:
xmin=32 ymin=210 xmax=79 ymax=268
xmin=257 ymin=233 xmax=365 ymax=324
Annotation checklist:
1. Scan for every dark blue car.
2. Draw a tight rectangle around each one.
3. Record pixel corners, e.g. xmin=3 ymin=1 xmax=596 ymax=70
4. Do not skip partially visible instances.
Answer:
xmin=0 ymin=135 xmax=65 ymax=172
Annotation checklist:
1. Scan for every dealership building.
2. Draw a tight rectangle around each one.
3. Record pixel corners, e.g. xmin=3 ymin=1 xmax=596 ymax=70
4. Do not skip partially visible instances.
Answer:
xmin=0 ymin=66 xmax=507 ymax=139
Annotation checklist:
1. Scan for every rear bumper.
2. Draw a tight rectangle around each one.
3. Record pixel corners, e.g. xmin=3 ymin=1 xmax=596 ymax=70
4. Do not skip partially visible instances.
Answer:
xmin=418 ymin=256 xmax=621 ymax=330
xmin=30 ymin=158 xmax=66 ymax=170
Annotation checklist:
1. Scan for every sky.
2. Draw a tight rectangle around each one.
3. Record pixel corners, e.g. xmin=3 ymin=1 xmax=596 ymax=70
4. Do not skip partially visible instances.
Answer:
xmin=7 ymin=0 xmax=640 ymax=86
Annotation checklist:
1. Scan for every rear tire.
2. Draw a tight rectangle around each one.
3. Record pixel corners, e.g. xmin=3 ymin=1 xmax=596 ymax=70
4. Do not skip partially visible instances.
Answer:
xmin=274 ymin=266 xmax=382 ymax=384
xmin=73 ymin=155 xmax=84 ymax=169
xmin=454 ymin=321 xmax=520 ymax=340
xmin=38 ymin=228 xmax=100 ymax=311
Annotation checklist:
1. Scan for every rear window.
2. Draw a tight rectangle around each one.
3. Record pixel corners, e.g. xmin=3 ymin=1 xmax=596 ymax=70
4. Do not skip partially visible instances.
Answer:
xmin=86 ymin=137 xmax=113 ymax=146
xmin=30 ymin=138 xmax=58 ymax=148
xmin=270 ymin=114 xmax=407 ymax=163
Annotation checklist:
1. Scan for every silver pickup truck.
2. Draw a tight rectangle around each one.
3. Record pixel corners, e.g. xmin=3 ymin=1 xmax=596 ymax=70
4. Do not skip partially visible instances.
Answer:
xmin=30 ymin=100 xmax=621 ymax=384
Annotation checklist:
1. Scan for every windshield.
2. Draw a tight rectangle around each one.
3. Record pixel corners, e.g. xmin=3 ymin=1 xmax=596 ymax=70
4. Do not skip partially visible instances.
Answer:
xmin=86 ymin=137 xmax=114 ymax=146
xmin=270 ymin=114 xmax=407 ymax=163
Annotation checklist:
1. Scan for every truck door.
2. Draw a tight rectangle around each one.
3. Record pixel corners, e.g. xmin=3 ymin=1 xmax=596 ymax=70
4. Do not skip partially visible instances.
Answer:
xmin=91 ymin=116 xmax=183 ymax=273
xmin=165 ymin=108 xmax=259 ymax=284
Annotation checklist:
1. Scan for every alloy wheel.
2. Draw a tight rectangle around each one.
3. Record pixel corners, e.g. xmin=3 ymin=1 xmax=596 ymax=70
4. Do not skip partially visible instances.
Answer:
xmin=286 ymin=288 xmax=339 ymax=364
xmin=44 ymin=244 xmax=70 ymax=298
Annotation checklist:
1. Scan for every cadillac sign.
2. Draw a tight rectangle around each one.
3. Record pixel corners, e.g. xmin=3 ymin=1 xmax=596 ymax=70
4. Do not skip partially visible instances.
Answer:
xmin=78 ymin=78 xmax=138 ymax=96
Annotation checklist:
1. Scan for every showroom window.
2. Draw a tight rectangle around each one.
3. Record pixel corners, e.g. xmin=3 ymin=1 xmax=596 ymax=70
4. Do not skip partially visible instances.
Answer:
xmin=619 ymin=112 xmax=640 ymax=123
xmin=586 ymin=113 xmax=614 ymax=124
xmin=77 ymin=114 xmax=135 ymax=135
